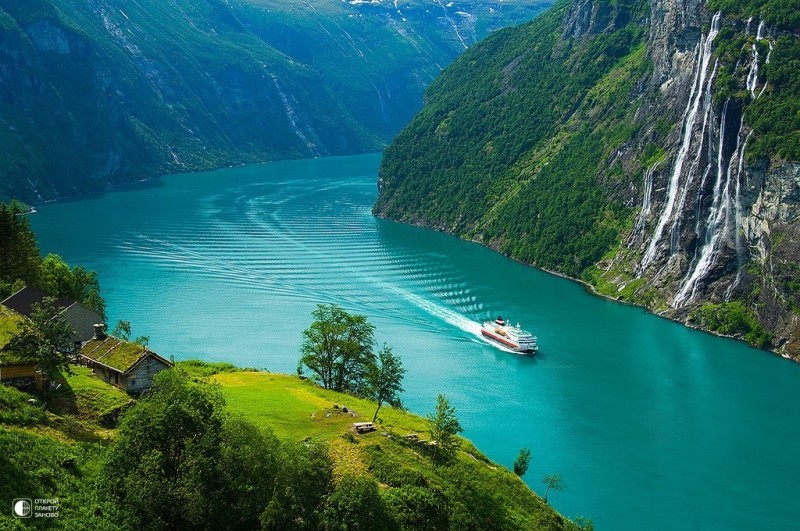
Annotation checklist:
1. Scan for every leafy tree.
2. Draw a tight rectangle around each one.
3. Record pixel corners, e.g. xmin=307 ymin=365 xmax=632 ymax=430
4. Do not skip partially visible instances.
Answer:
xmin=382 ymin=485 xmax=449 ymax=531
xmin=367 ymin=344 xmax=405 ymax=422
xmin=0 ymin=201 xmax=41 ymax=288
xmin=261 ymin=440 xmax=334 ymax=531
xmin=134 ymin=336 xmax=150 ymax=347
xmin=427 ymin=394 xmax=463 ymax=465
xmin=321 ymin=475 xmax=394 ymax=531
xmin=7 ymin=297 xmax=75 ymax=381
xmin=111 ymin=320 xmax=148 ymax=347
xmin=542 ymin=474 xmax=565 ymax=505
xmin=102 ymin=369 xmax=228 ymax=529
xmin=218 ymin=417 xmax=281 ymax=529
xmin=39 ymin=254 xmax=106 ymax=318
xmin=298 ymin=304 xmax=376 ymax=393
xmin=112 ymin=320 xmax=132 ymax=340
xmin=513 ymin=447 xmax=531 ymax=477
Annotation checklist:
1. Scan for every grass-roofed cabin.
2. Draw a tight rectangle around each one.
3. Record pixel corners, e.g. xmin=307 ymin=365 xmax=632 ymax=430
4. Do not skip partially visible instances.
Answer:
xmin=80 ymin=330 xmax=173 ymax=394
xmin=0 ymin=306 xmax=42 ymax=391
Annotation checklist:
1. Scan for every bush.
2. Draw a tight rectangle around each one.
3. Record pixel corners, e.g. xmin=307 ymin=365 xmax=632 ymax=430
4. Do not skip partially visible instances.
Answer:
xmin=382 ymin=485 xmax=449 ymax=531
xmin=321 ymin=475 xmax=394 ymax=531
xmin=691 ymin=302 xmax=772 ymax=348
xmin=0 ymin=385 xmax=45 ymax=426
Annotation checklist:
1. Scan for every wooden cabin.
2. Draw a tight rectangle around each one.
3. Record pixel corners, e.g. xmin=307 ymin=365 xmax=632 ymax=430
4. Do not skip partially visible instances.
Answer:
xmin=79 ymin=330 xmax=173 ymax=394
xmin=0 ymin=358 xmax=43 ymax=391
xmin=0 ymin=307 xmax=42 ymax=390
xmin=1 ymin=286 xmax=102 ymax=343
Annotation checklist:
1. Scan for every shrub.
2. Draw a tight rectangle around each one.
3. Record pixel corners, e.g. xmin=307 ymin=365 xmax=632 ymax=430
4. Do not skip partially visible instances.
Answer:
xmin=0 ymin=385 xmax=45 ymax=426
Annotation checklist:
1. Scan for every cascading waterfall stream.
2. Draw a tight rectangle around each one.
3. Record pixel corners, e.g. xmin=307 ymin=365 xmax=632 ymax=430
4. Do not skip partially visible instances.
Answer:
xmin=725 ymin=130 xmax=753 ymax=300
xmin=746 ymin=20 xmax=765 ymax=97
xmin=671 ymin=17 xmax=774 ymax=306
xmin=673 ymin=99 xmax=735 ymax=306
xmin=640 ymin=12 xmax=722 ymax=271
xmin=671 ymin=60 xmax=718 ymax=253
xmin=631 ymin=161 xmax=660 ymax=243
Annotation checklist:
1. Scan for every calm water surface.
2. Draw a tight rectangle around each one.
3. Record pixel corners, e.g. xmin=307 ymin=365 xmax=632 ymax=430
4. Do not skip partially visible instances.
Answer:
xmin=31 ymin=153 xmax=800 ymax=530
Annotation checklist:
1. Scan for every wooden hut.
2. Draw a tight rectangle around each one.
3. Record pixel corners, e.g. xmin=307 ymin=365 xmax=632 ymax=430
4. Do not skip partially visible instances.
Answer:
xmin=0 ymin=307 xmax=42 ymax=390
xmin=79 ymin=328 xmax=173 ymax=394
xmin=1 ymin=286 xmax=102 ymax=343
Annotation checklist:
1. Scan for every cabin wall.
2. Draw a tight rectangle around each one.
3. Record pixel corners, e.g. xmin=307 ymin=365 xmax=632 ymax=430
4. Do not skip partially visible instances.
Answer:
xmin=0 ymin=363 xmax=37 ymax=379
xmin=125 ymin=358 xmax=171 ymax=394
xmin=0 ymin=363 xmax=42 ymax=391
xmin=92 ymin=364 xmax=124 ymax=389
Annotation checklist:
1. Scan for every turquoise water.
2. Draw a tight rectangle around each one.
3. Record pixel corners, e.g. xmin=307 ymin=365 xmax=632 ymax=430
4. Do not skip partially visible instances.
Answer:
xmin=31 ymin=153 xmax=800 ymax=529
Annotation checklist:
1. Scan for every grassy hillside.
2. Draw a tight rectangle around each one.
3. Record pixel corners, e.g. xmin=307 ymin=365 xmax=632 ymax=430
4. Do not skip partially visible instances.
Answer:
xmin=0 ymin=362 xmax=585 ymax=529
xmin=212 ymin=370 xmax=573 ymax=528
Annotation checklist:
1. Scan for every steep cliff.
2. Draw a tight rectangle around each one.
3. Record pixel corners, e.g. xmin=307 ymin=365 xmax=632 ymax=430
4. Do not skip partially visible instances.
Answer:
xmin=374 ymin=0 xmax=800 ymax=357
xmin=0 ymin=0 xmax=550 ymax=202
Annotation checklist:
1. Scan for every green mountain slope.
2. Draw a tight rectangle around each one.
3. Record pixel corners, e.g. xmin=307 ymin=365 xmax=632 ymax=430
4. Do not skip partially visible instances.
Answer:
xmin=375 ymin=0 xmax=648 ymax=276
xmin=374 ymin=0 xmax=800 ymax=356
xmin=0 ymin=0 xmax=550 ymax=202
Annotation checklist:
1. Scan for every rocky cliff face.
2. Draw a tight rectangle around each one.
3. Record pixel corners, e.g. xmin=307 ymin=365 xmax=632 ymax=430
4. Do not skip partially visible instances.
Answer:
xmin=597 ymin=0 xmax=800 ymax=356
xmin=374 ymin=0 xmax=799 ymax=357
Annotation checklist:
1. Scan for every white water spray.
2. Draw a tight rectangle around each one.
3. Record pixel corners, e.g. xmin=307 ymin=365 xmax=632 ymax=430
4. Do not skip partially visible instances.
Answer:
xmin=674 ymin=99 xmax=733 ymax=306
xmin=640 ymin=12 xmax=722 ymax=271
xmin=631 ymin=161 xmax=660 ymax=242
xmin=671 ymin=60 xmax=718 ymax=253
xmin=746 ymin=20 xmax=766 ymax=97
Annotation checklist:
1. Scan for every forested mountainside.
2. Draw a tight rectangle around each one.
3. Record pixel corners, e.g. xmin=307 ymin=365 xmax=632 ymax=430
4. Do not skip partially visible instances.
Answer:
xmin=0 ymin=0 xmax=550 ymax=203
xmin=375 ymin=0 xmax=800 ymax=357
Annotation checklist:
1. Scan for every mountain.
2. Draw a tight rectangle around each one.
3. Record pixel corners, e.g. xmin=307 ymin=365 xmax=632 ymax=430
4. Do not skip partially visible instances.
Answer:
xmin=0 ymin=0 xmax=550 ymax=202
xmin=374 ymin=0 xmax=800 ymax=357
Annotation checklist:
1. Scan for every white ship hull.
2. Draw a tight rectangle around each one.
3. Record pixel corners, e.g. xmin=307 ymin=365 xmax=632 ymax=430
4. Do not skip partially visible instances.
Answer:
xmin=481 ymin=317 xmax=538 ymax=354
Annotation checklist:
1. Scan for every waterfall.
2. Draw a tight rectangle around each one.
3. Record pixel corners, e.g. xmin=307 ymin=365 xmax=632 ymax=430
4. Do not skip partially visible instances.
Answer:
xmin=271 ymin=76 xmax=321 ymax=157
xmin=725 ymin=130 xmax=752 ymax=300
xmin=631 ymin=161 xmax=660 ymax=242
xmin=674 ymin=99 xmax=735 ymax=306
xmin=673 ymin=15 xmax=774 ymax=306
xmin=671 ymin=60 xmax=718 ymax=254
xmin=640 ymin=12 xmax=722 ymax=271
xmin=746 ymin=20 xmax=766 ymax=97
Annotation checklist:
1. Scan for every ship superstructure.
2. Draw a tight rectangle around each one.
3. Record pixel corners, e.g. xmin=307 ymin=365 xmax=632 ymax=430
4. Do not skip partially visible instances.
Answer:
xmin=481 ymin=316 xmax=538 ymax=354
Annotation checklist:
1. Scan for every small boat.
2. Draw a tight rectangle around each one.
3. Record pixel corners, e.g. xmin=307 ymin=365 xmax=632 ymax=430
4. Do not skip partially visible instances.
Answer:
xmin=481 ymin=316 xmax=538 ymax=354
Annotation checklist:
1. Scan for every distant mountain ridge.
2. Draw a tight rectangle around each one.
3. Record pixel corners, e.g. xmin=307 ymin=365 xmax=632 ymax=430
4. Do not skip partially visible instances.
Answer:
xmin=374 ymin=0 xmax=800 ymax=357
xmin=0 ymin=0 xmax=550 ymax=202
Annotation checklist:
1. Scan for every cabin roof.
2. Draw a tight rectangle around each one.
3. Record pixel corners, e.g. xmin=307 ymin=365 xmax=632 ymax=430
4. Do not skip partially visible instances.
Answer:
xmin=0 ymin=352 xmax=37 ymax=366
xmin=80 ymin=337 xmax=172 ymax=374
xmin=0 ymin=286 xmax=75 ymax=318
xmin=0 ymin=307 xmax=36 ymax=365
xmin=0 ymin=306 xmax=23 ymax=351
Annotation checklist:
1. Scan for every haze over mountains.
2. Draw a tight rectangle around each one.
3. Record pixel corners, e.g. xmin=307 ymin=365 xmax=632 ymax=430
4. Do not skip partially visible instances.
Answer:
xmin=0 ymin=0 xmax=550 ymax=202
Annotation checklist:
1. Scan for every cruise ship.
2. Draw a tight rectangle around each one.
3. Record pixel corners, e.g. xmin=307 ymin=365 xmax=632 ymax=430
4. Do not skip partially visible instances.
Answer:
xmin=481 ymin=316 xmax=538 ymax=354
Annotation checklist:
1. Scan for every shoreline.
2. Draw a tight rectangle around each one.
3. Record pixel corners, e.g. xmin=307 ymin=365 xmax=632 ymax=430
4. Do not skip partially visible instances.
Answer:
xmin=378 ymin=213 xmax=797 ymax=363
